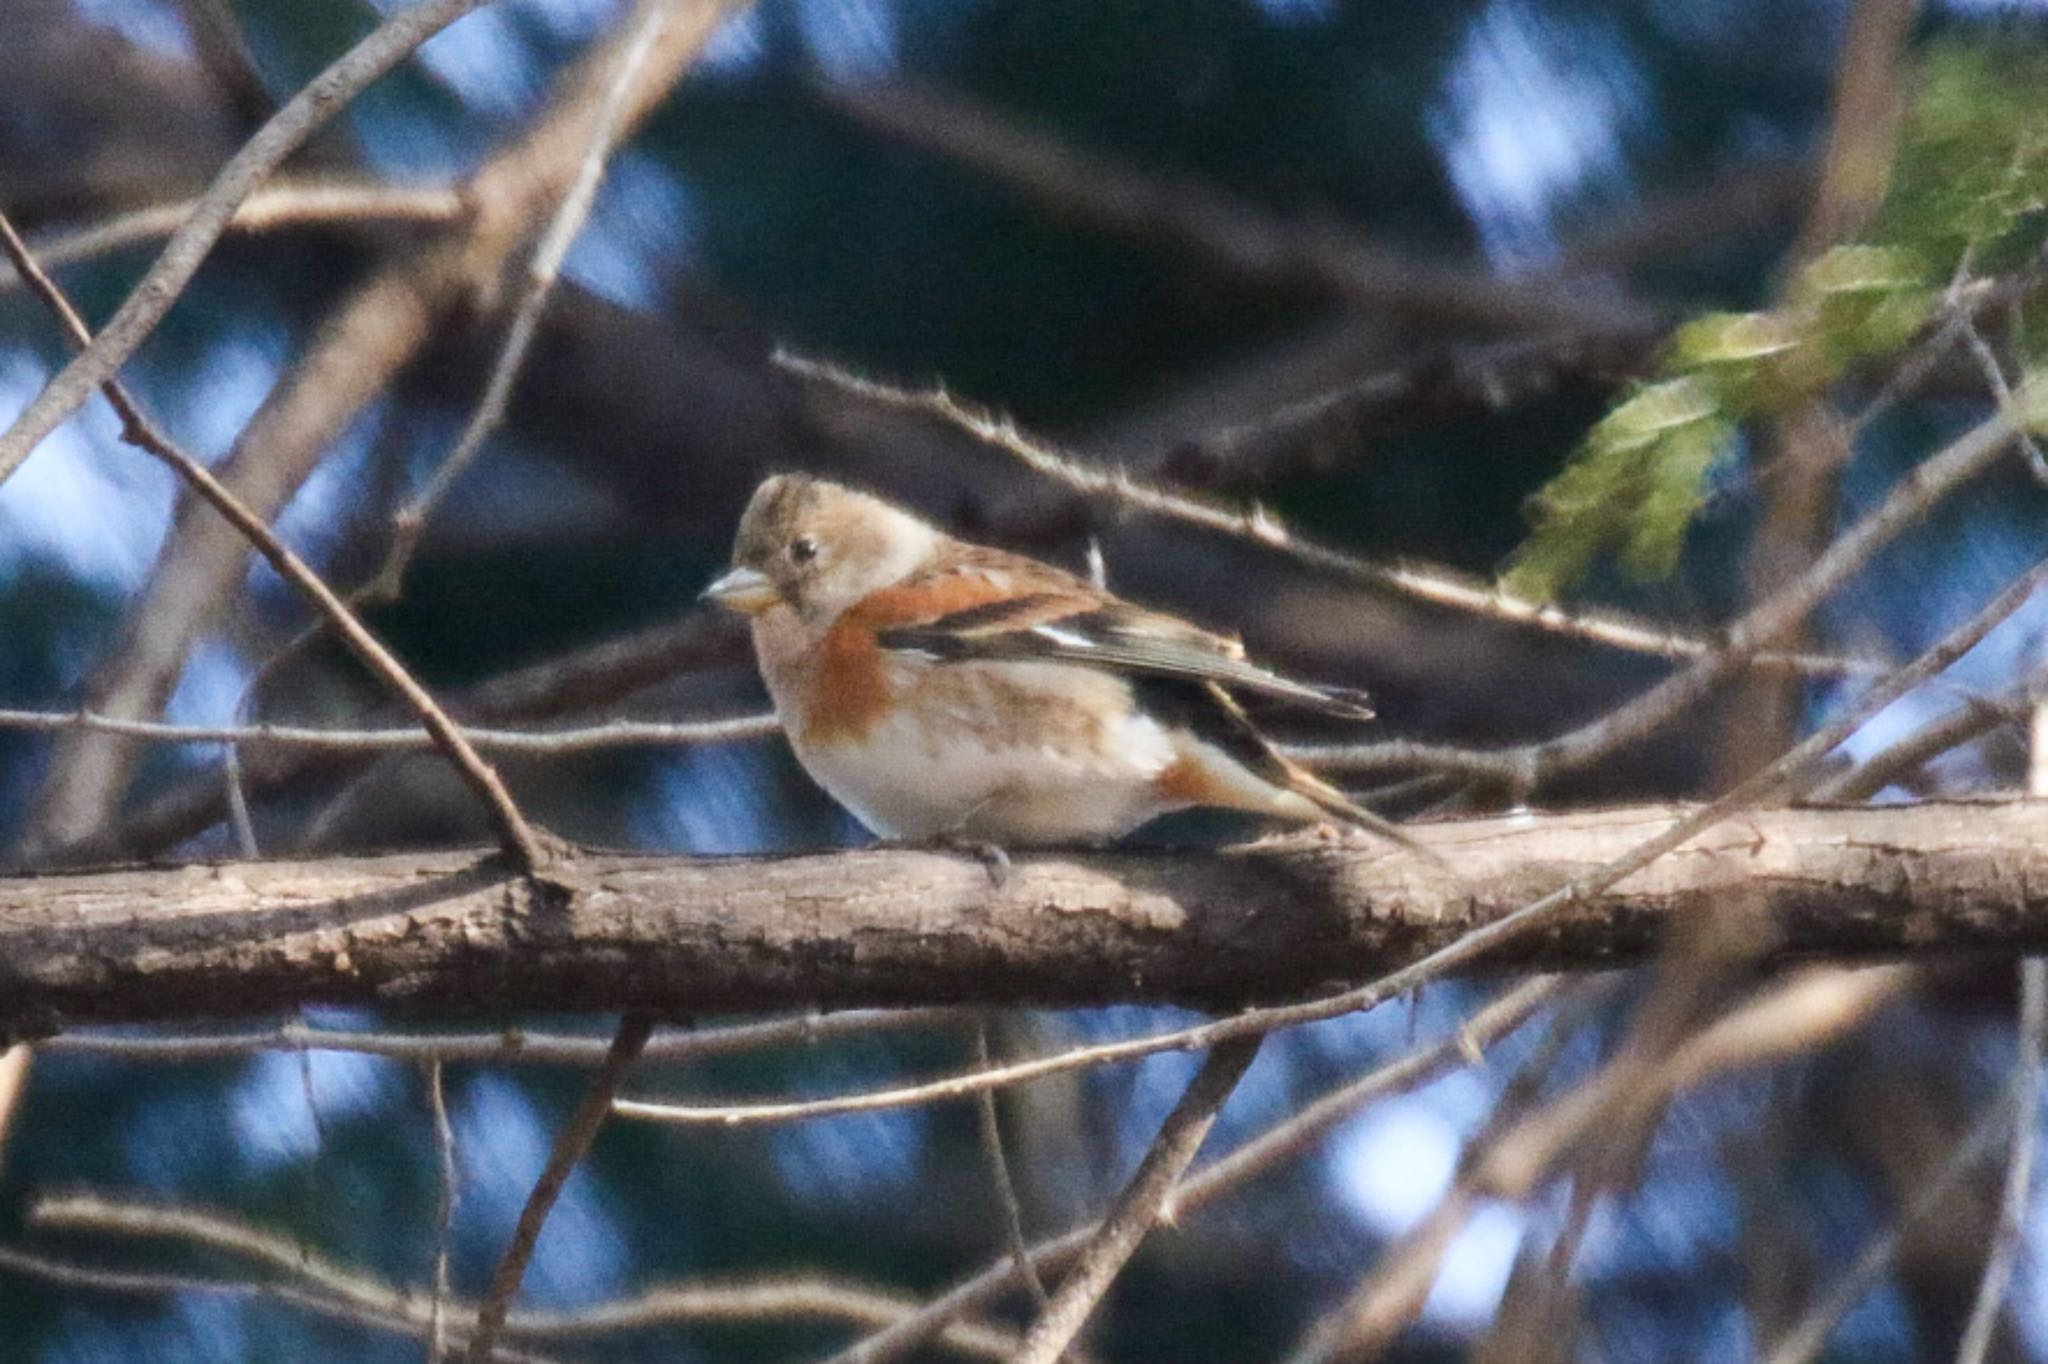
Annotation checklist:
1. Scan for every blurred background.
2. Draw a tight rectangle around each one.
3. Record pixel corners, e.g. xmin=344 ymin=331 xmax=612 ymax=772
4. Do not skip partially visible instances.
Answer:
xmin=3 ymin=0 xmax=2048 ymax=1359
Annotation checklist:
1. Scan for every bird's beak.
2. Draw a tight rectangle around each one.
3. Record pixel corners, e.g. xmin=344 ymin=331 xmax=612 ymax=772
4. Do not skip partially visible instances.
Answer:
xmin=701 ymin=565 xmax=782 ymax=615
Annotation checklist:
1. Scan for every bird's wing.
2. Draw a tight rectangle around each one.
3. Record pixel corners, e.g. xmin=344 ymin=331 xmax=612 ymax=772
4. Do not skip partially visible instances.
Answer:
xmin=866 ymin=550 xmax=1375 ymax=721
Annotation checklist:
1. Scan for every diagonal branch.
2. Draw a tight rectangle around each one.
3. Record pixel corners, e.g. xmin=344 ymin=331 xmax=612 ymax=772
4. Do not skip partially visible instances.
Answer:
xmin=775 ymin=351 xmax=1897 ymax=684
xmin=1010 ymin=1038 xmax=1260 ymax=1364
xmin=21 ymin=0 xmax=750 ymax=864
xmin=465 ymin=1013 xmax=653 ymax=1363
xmin=0 ymin=210 xmax=549 ymax=871
xmin=822 ymin=978 xmax=1566 ymax=1364
xmin=0 ymin=0 xmax=496 ymax=488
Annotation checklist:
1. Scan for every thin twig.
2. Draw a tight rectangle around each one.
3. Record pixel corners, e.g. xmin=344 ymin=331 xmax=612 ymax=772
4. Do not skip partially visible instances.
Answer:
xmin=426 ymin=1060 xmax=459 ymax=1364
xmin=1956 ymin=303 xmax=2048 ymax=480
xmin=175 ymin=0 xmax=278 ymax=127
xmin=822 ymin=80 xmax=1660 ymax=337
xmin=7 ymin=1197 xmax=1021 ymax=1360
xmin=33 ymin=1194 xmax=417 ymax=1314
xmin=1481 ymin=966 xmax=1914 ymax=1205
xmin=0 ymin=706 xmax=778 ymax=753
xmin=1763 ymin=1089 xmax=2017 ymax=1364
xmin=20 ymin=0 xmax=748 ymax=862
xmin=42 ymin=1007 xmax=965 ymax=1066
xmin=822 ymin=977 xmax=1565 ymax=1364
xmin=466 ymin=1013 xmax=654 ymax=1363
xmin=1954 ymin=972 xmax=2047 ymax=1362
xmin=1010 ymin=1038 xmax=1261 ymax=1364
xmin=0 ymin=1245 xmax=570 ymax=1364
xmin=369 ymin=0 xmax=676 ymax=604
xmin=972 ymin=1018 xmax=1049 ymax=1308
xmin=620 ymin=548 xmax=2048 ymax=1128
xmin=1278 ymin=984 xmax=1597 ymax=1364
xmin=0 ymin=208 xmax=548 ymax=871
xmin=1954 ymin=681 xmax=2048 ymax=1364
xmin=221 ymin=739 xmax=261 ymax=857
xmin=775 ymin=351 xmax=1890 ymax=683
xmin=0 ymin=0 xmax=497 ymax=487
xmin=1165 ymin=976 xmax=1571 ymax=1221
xmin=1809 ymin=689 xmax=2026 ymax=801
xmin=0 ymin=182 xmax=467 ymax=291
xmin=506 ymin=1278 xmax=1022 ymax=1358
xmin=1307 ymin=384 xmax=2041 ymax=788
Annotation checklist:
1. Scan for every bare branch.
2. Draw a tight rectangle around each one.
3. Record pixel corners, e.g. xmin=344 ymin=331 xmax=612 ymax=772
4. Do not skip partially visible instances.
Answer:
xmin=0 ymin=1245 xmax=572 ymax=1364
xmin=426 ymin=1059 xmax=458 ymax=1364
xmin=1165 ymin=975 xmax=1570 ymax=1220
xmin=0 ymin=706 xmax=778 ymax=753
xmin=776 ymin=351 xmax=1893 ymax=684
xmin=0 ymin=181 xmax=469 ymax=291
xmin=508 ymin=1278 xmax=1023 ymax=1358
xmin=1010 ymin=1038 xmax=1260 ymax=1364
xmin=466 ymin=1013 xmax=653 ymax=1364
xmin=173 ymin=0 xmax=277 ymax=129
xmin=7 ymin=1194 xmax=1023 ymax=1360
xmin=1810 ymin=690 xmax=2024 ymax=801
xmin=972 ymin=1019 xmax=1049 ymax=1308
xmin=371 ymin=0 xmax=680 ymax=603
xmin=0 ymin=0 xmax=496 ymax=487
xmin=32 ymin=1194 xmax=434 ymax=1323
xmin=1762 ymin=1090 xmax=2016 ymax=1364
xmin=1955 ymin=961 xmax=2046 ymax=1364
xmin=0 ymin=798 xmax=2043 ymax=1032
xmin=1281 ymin=996 xmax=1591 ymax=1364
xmin=23 ymin=0 xmax=750 ymax=862
xmin=43 ymin=1008 xmax=967 ymax=1066
xmin=0 ymin=208 xmax=549 ymax=871
xmin=824 ymin=977 xmax=1564 ymax=1364
xmin=100 ymin=609 xmax=751 ymax=862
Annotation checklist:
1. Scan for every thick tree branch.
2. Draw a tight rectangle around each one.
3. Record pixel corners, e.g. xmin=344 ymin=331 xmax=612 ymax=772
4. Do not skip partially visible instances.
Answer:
xmin=4 ymin=800 xmax=2048 ymax=1030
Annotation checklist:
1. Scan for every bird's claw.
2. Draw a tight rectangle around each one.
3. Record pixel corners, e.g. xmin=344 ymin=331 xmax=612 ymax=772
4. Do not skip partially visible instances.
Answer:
xmin=870 ymin=834 xmax=1012 ymax=888
xmin=944 ymin=836 xmax=1011 ymax=889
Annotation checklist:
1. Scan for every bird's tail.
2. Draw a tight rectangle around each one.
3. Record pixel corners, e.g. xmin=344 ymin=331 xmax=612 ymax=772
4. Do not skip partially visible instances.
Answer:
xmin=1178 ymin=679 xmax=1453 ymax=872
xmin=1272 ymin=755 xmax=1454 ymax=871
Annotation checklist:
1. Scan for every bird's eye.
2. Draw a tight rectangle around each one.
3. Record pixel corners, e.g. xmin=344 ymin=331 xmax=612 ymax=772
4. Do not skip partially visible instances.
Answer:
xmin=789 ymin=536 xmax=819 ymax=564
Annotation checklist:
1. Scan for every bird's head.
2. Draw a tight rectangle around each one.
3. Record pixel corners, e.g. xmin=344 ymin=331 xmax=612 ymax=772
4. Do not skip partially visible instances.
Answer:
xmin=702 ymin=474 xmax=940 ymax=624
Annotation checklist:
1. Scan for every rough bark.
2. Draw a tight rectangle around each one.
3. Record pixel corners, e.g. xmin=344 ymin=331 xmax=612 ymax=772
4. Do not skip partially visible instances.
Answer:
xmin=2 ymin=799 xmax=2046 ymax=1031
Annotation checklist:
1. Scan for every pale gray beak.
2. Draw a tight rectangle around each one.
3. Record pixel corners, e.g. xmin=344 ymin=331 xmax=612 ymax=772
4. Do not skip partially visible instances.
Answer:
xmin=701 ymin=565 xmax=781 ymax=615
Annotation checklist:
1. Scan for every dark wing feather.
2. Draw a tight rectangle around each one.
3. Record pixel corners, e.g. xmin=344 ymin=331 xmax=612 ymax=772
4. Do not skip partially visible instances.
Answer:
xmin=877 ymin=594 xmax=1376 ymax=721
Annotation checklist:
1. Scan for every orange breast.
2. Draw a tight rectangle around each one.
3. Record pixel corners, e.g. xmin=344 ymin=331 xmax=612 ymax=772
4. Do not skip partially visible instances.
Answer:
xmin=801 ymin=621 xmax=894 ymax=745
xmin=800 ymin=569 xmax=1025 ymax=746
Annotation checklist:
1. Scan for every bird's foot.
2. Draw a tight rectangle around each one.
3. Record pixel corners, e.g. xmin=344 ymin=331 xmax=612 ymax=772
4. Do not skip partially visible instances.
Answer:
xmin=870 ymin=834 xmax=1012 ymax=888
xmin=939 ymin=835 xmax=1012 ymax=889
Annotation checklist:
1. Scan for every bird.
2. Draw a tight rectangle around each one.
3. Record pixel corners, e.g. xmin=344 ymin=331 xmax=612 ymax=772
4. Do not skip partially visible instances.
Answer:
xmin=702 ymin=473 xmax=1432 ymax=857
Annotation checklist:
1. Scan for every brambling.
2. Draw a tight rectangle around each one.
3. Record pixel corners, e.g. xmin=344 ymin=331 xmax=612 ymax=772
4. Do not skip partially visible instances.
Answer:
xmin=703 ymin=474 xmax=1427 ymax=854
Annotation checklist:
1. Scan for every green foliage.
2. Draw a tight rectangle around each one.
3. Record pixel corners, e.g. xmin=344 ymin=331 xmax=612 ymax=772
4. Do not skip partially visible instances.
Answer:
xmin=1879 ymin=40 xmax=2048 ymax=267
xmin=1507 ymin=378 xmax=1734 ymax=595
xmin=1505 ymin=37 xmax=2048 ymax=600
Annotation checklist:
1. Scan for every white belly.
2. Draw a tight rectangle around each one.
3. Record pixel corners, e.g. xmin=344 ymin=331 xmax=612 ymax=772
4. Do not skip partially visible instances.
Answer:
xmin=789 ymin=661 xmax=1179 ymax=844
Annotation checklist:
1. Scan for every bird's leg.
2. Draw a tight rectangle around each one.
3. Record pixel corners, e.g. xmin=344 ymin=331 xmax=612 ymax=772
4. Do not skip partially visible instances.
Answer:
xmin=935 ymin=833 xmax=1012 ymax=888
xmin=935 ymin=792 xmax=1012 ymax=888
xmin=868 ymin=810 xmax=1012 ymax=889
